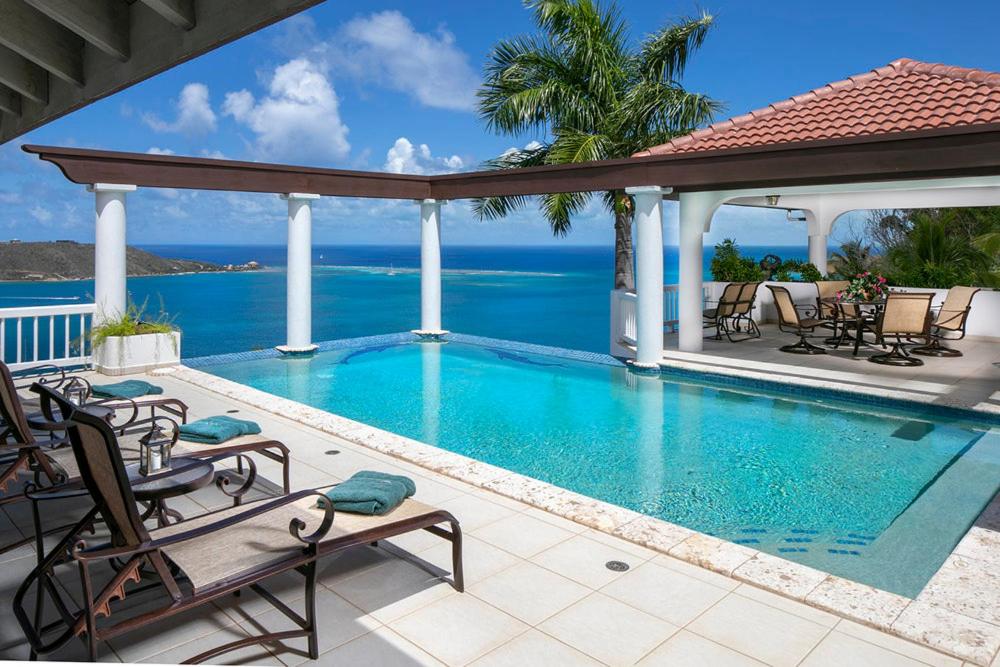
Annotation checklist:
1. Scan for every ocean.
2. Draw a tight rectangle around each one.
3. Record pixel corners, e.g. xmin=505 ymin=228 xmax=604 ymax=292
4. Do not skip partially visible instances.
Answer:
xmin=0 ymin=245 xmax=809 ymax=357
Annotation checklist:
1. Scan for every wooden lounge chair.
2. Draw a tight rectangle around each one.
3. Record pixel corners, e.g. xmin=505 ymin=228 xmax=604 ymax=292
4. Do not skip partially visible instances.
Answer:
xmin=910 ymin=286 xmax=980 ymax=357
xmin=14 ymin=386 xmax=463 ymax=663
xmin=704 ymin=282 xmax=759 ymax=341
xmin=870 ymin=292 xmax=934 ymax=367
xmin=767 ymin=285 xmax=826 ymax=354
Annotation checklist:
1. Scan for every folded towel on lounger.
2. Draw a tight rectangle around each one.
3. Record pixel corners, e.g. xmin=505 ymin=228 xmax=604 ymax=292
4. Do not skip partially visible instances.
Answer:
xmin=90 ymin=380 xmax=164 ymax=400
xmin=319 ymin=470 xmax=416 ymax=515
xmin=177 ymin=415 xmax=262 ymax=444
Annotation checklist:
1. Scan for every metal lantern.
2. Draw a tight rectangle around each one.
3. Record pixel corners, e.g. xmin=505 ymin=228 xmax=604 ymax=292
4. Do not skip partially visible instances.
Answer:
xmin=138 ymin=424 xmax=172 ymax=476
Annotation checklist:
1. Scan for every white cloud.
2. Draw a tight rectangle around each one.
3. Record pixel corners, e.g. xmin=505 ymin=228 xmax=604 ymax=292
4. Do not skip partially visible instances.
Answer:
xmin=146 ymin=147 xmax=175 ymax=155
xmin=333 ymin=11 xmax=478 ymax=111
xmin=383 ymin=137 xmax=463 ymax=174
xmin=200 ymin=149 xmax=228 ymax=160
xmin=143 ymin=83 xmax=217 ymax=135
xmin=223 ymin=58 xmax=350 ymax=165
xmin=29 ymin=205 xmax=52 ymax=223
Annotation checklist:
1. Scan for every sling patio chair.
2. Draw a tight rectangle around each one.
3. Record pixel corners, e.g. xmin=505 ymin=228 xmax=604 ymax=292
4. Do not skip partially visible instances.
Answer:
xmin=767 ymin=285 xmax=827 ymax=354
xmin=14 ymin=386 xmax=463 ymax=663
xmin=911 ymin=286 xmax=981 ymax=357
xmin=704 ymin=282 xmax=758 ymax=341
xmin=870 ymin=292 xmax=934 ymax=367
xmin=0 ymin=362 xmax=292 ymax=555
xmin=813 ymin=280 xmax=859 ymax=340
xmin=728 ymin=281 xmax=762 ymax=341
xmin=8 ymin=362 xmax=188 ymax=436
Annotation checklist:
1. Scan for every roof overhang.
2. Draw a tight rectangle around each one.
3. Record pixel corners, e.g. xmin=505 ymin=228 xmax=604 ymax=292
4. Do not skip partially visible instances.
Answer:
xmin=0 ymin=0 xmax=324 ymax=144
xmin=23 ymin=122 xmax=1000 ymax=201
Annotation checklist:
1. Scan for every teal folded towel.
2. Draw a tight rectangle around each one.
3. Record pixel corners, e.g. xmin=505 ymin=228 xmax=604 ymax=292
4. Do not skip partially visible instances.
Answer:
xmin=90 ymin=380 xmax=164 ymax=400
xmin=178 ymin=415 xmax=262 ymax=444
xmin=319 ymin=470 xmax=416 ymax=515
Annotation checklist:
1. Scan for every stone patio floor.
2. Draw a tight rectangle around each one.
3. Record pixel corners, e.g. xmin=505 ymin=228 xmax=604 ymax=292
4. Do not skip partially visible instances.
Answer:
xmin=0 ymin=370 xmax=993 ymax=667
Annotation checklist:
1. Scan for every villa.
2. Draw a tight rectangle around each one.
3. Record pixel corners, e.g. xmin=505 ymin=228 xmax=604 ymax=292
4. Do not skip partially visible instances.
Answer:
xmin=0 ymin=2 xmax=998 ymax=666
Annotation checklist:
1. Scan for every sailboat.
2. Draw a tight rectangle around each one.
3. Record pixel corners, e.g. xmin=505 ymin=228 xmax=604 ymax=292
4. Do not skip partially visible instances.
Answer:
xmin=387 ymin=263 xmax=397 ymax=276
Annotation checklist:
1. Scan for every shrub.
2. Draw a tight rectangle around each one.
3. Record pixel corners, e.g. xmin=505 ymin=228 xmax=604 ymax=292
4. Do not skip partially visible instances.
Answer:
xmin=91 ymin=296 xmax=178 ymax=349
xmin=710 ymin=239 xmax=764 ymax=282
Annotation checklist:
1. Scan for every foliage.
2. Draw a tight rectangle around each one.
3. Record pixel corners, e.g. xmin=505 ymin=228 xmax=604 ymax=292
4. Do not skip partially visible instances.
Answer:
xmin=91 ymin=296 xmax=178 ymax=349
xmin=474 ymin=0 xmax=720 ymax=289
xmin=710 ymin=239 xmax=763 ymax=282
xmin=858 ymin=207 xmax=1000 ymax=288
xmin=710 ymin=239 xmax=820 ymax=282
xmin=828 ymin=240 xmax=879 ymax=280
xmin=839 ymin=272 xmax=888 ymax=302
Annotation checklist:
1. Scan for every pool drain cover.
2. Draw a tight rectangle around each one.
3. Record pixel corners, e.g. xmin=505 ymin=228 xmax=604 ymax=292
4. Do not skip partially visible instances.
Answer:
xmin=226 ymin=409 xmax=239 ymax=414
xmin=605 ymin=560 xmax=630 ymax=572
xmin=325 ymin=450 xmax=341 ymax=455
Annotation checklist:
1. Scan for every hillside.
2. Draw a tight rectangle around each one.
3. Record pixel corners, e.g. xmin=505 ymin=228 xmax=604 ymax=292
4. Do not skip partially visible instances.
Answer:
xmin=0 ymin=241 xmax=235 ymax=281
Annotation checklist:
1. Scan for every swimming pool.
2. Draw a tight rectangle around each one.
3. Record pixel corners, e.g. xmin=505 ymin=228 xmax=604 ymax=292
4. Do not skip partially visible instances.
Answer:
xmin=195 ymin=334 xmax=1000 ymax=598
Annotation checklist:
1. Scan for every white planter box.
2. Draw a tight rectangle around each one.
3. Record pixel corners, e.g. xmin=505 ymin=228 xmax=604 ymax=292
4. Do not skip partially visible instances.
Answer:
xmin=93 ymin=331 xmax=181 ymax=376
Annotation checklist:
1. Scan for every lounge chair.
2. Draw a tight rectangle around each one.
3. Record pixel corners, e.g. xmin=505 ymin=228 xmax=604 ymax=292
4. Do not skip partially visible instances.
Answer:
xmin=704 ymin=282 xmax=759 ymax=341
xmin=0 ymin=362 xmax=292 ymax=554
xmin=869 ymin=292 xmax=934 ymax=367
xmin=767 ymin=285 xmax=827 ymax=354
xmin=14 ymin=385 xmax=463 ymax=663
xmin=910 ymin=286 xmax=980 ymax=357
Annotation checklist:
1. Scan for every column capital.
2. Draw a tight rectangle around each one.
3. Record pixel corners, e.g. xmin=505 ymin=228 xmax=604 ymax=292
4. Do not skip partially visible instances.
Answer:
xmin=414 ymin=198 xmax=446 ymax=207
xmin=280 ymin=193 xmax=321 ymax=201
xmin=625 ymin=186 xmax=672 ymax=196
xmin=88 ymin=183 xmax=137 ymax=193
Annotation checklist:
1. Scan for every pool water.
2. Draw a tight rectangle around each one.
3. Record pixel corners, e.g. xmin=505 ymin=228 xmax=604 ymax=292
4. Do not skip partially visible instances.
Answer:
xmin=200 ymin=337 xmax=1000 ymax=598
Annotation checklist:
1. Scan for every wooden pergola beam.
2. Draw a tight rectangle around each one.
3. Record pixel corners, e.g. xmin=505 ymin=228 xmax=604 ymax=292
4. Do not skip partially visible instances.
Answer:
xmin=23 ymin=123 xmax=1000 ymax=202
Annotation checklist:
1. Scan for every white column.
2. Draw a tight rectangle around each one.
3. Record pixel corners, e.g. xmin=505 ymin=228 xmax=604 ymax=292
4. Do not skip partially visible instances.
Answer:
xmin=808 ymin=234 xmax=829 ymax=275
xmin=414 ymin=199 xmax=447 ymax=337
xmin=626 ymin=186 xmax=669 ymax=368
xmin=678 ymin=192 xmax=720 ymax=353
xmin=88 ymin=183 xmax=135 ymax=325
xmin=277 ymin=193 xmax=320 ymax=354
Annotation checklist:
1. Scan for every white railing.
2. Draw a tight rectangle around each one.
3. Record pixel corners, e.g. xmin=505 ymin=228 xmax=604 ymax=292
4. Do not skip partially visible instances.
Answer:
xmin=611 ymin=285 xmax=710 ymax=357
xmin=0 ymin=303 xmax=96 ymax=371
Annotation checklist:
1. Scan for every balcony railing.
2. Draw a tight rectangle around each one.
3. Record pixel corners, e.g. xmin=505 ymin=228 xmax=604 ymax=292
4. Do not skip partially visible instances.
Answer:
xmin=0 ymin=303 xmax=95 ymax=371
xmin=610 ymin=285 xmax=708 ymax=356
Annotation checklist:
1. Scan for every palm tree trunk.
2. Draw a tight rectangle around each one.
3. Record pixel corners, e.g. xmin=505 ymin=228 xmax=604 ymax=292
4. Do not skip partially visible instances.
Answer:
xmin=613 ymin=195 xmax=635 ymax=291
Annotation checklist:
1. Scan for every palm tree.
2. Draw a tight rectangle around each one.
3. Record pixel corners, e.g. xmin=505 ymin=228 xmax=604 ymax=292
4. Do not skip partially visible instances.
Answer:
xmin=475 ymin=0 xmax=720 ymax=290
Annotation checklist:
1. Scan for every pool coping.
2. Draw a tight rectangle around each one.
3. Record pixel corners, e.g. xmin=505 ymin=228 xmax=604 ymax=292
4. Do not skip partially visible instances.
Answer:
xmin=173 ymin=334 xmax=1000 ymax=665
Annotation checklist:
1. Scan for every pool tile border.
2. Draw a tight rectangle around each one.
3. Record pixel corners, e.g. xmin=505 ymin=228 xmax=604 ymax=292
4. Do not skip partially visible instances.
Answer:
xmin=163 ymin=361 xmax=1000 ymax=665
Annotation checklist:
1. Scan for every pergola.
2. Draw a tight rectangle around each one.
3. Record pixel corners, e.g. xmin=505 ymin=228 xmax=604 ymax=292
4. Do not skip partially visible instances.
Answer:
xmin=22 ymin=58 xmax=1000 ymax=365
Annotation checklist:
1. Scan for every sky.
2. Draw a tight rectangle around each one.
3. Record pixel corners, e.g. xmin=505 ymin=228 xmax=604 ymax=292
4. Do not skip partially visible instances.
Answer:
xmin=2 ymin=0 xmax=999 ymax=247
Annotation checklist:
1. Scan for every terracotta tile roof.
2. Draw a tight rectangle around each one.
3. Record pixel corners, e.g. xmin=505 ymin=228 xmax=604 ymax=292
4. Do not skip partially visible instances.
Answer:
xmin=635 ymin=58 xmax=1000 ymax=157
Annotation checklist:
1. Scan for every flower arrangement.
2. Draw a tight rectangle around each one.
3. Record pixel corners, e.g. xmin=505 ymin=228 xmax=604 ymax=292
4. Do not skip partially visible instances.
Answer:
xmin=838 ymin=271 xmax=888 ymax=302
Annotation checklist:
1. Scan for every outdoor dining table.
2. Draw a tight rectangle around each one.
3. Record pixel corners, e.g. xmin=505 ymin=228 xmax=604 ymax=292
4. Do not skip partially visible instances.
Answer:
xmin=821 ymin=296 xmax=887 ymax=356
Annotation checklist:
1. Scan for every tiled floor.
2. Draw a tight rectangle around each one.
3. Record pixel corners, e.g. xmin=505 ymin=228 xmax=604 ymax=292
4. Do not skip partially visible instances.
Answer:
xmin=661 ymin=326 xmax=999 ymax=413
xmin=0 ymin=373 xmax=986 ymax=666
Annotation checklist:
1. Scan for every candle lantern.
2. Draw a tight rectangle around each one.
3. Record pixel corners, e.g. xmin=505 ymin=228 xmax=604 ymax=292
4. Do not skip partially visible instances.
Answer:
xmin=138 ymin=424 xmax=173 ymax=475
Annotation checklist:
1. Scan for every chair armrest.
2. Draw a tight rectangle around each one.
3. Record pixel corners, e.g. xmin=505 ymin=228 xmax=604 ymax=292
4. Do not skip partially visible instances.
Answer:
xmin=74 ymin=489 xmax=335 ymax=562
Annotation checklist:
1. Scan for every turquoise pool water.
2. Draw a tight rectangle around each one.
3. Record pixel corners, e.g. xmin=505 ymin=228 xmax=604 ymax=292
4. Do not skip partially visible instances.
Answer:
xmin=199 ymin=336 xmax=1000 ymax=598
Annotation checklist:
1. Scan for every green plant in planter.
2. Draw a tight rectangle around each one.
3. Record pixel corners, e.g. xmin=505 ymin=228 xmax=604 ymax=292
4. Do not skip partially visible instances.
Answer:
xmin=91 ymin=297 xmax=179 ymax=360
xmin=710 ymin=239 xmax=764 ymax=282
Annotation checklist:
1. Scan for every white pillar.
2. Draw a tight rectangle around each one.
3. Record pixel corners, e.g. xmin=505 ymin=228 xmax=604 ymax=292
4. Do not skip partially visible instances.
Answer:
xmin=626 ymin=186 xmax=669 ymax=368
xmin=678 ymin=192 xmax=720 ymax=353
xmin=414 ymin=199 xmax=447 ymax=337
xmin=277 ymin=193 xmax=319 ymax=354
xmin=808 ymin=234 xmax=829 ymax=275
xmin=88 ymin=183 xmax=135 ymax=325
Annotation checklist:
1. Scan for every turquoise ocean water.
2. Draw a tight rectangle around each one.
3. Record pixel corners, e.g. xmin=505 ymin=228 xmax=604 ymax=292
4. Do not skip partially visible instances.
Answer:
xmin=0 ymin=244 xmax=809 ymax=358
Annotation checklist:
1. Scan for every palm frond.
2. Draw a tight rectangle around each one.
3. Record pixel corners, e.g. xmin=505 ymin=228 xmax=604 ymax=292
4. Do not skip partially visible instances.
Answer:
xmin=638 ymin=12 xmax=714 ymax=83
xmin=471 ymin=195 xmax=532 ymax=221
xmin=547 ymin=129 xmax=612 ymax=164
xmin=539 ymin=191 xmax=592 ymax=236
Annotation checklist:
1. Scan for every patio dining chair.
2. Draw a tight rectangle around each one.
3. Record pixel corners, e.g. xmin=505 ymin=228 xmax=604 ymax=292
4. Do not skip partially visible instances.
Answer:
xmin=14 ymin=387 xmax=463 ymax=663
xmin=767 ymin=285 xmax=827 ymax=354
xmin=869 ymin=292 xmax=934 ymax=367
xmin=910 ymin=286 xmax=980 ymax=357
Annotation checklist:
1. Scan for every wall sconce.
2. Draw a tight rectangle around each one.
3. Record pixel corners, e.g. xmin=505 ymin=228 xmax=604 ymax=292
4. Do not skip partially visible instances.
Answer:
xmin=765 ymin=194 xmax=780 ymax=206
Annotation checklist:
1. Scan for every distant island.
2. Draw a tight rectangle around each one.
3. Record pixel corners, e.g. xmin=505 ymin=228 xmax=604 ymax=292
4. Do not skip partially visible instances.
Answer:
xmin=0 ymin=240 xmax=262 ymax=281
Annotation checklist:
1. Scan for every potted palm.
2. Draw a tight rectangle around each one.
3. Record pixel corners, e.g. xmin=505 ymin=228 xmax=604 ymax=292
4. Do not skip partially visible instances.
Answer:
xmin=91 ymin=297 xmax=181 ymax=375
